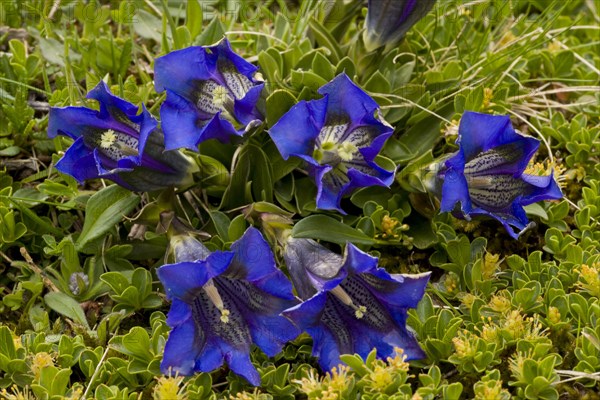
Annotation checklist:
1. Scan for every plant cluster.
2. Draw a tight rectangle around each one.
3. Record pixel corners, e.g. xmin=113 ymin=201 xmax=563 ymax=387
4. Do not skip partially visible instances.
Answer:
xmin=0 ymin=0 xmax=599 ymax=398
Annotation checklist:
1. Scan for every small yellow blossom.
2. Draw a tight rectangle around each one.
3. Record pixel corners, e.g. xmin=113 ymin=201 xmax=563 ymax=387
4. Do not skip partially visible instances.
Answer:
xmin=379 ymin=215 xmax=400 ymax=239
xmin=578 ymin=263 xmax=600 ymax=297
xmin=483 ymin=88 xmax=493 ymax=109
xmin=488 ymin=294 xmax=511 ymax=313
xmin=30 ymin=352 xmax=54 ymax=381
xmin=154 ymin=375 xmax=186 ymax=400
xmin=1 ymin=385 xmax=35 ymax=400
xmin=460 ymin=293 xmax=477 ymax=309
xmin=482 ymin=253 xmax=500 ymax=279
xmin=503 ymin=310 xmax=526 ymax=340
xmin=452 ymin=331 xmax=477 ymax=358
xmin=368 ymin=364 xmax=393 ymax=390
xmin=547 ymin=306 xmax=561 ymax=324
xmin=387 ymin=348 xmax=409 ymax=372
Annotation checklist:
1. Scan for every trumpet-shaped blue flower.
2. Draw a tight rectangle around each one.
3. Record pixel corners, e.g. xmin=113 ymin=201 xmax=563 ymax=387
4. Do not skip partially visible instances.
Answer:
xmin=363 ymin=0 xmax=437 ymax=52
xmin=157 ymin=227 xmax=299 ymax=386
xmin=437 ymin=111 xmax=563 ymax=239
xmin=154 ymin=39 xmax=264 ymax=151
xmin=269 ymin=73 xmax=395 ymax=213
xmin=48 ymin=81 xmax=196 ymax=192
xmin=282 ymin=238 xmax=429 ymax=371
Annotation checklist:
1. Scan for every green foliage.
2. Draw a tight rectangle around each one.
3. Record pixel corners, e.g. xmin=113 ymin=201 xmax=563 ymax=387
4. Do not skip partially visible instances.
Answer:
xmin=1 ymin=0 xmax=599 ymax=398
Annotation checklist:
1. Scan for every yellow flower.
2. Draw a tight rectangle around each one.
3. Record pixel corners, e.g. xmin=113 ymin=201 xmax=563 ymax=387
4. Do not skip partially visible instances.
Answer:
xmin=30 ymin=352 xmax=54 ymax=381
xmin=154 ymin=376 xmax=186 ymax=400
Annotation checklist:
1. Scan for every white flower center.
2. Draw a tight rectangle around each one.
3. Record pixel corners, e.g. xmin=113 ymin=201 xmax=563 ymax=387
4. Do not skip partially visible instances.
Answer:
xmin=330 ymin=285 xmax=367 ymax=320
xmin=315 ymin=140 xmax=359 ymax=165
xmin=203 ymin=279 xmax=230 ymax=324
xmin=212 ymin=85 xmax=230 ymax=109
xmin=100 ymin=129 xmax=117 ymax=149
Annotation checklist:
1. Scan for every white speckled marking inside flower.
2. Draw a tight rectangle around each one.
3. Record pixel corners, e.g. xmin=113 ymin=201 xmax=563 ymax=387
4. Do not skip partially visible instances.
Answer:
xmin=87 ymin=129 xmax=139 ymax=160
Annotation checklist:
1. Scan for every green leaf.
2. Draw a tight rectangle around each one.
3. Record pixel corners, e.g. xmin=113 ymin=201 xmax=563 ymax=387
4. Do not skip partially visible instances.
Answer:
xmin=292 ymin=215 xmax=375 ymax=245
xmin=308 ymin=18 xmax=342 ymax=63
xmin=195 ymin=17 xmax=225 ymax=46
xmin=186 ymin=0 xmax=203 ymax=38
xmin=76 ymin=185 xmax=140 ymax=252
xmin=266 ymin=90 xmax=297 ymax=128
xmin=44 ymin=292 xmax=90 ymax=330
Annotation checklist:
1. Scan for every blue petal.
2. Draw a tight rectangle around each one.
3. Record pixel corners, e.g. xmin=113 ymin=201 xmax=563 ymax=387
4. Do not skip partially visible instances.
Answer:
xmin=160 ymin=318 xmax=202 ymax=376
xmin=282 ymin=292 xmax=328 ymax=330
xmin=234 ymin=84 xmax=264 ymax=124
xmin=342 ymin=243 xmax=379 ymax=275
xmin=247 ymin=312 xmax=300 ymax=357
xmin=194 ymin=340 xmax=225 ymax=373
xmin=356 ymin=125 xmax=394 ymax=162
xmin=440 ymin=161 xmax=472 ymax=214
xmin=222 ymin=343 xmax=261 ymax=386
xmin=48 ymin=106 xmax=104 ymax=140
xmin=458 ymin=112 xmax=512 ymax=160
xmin=229 ymin=227 xmax=296 ymax=299
xmin=269 ymin=98 xmax=328 ymax=160
xmin=157 ymin=251 xmax=234 ymax=301
xmin=166 ymin=298 xmax=191 ymax=327
xmin=136 ymin=104 xmax=158 ymax=161
xmin=160 ymin=90 xmax=239 ymax=151
xmin=380 ymin=306 xmax=427 ymax=361
xmin=55 ymin=137 xmax=100 ymax=182
xmin=458 ymin=112 xmax=540 ymax=175
xmin=346 ymin=164 xmax=395 ymax=191
xmin=469 ymin=204 xmax=528 ymax=240
xmin=212 ymin=39 xmax=259 ymax=80
xmin=284 ymin=238 xmax=346 ymax=299
xmin=87 ymin=81 xmax=142 ymax=126
xmin=310 ymin=323 xmax=345 ymax=372
xmin=312 ymin=164 xmax=345 ymax=213
xmin=318 ymin=74 xmax=379 ymax=127
xmin=521 ymin=173 xmax=563 ymax=204
xmin=154 ymin=46 xmax=216 ymax=99
xmin=382 ymin=272 xmax=431 ymax=308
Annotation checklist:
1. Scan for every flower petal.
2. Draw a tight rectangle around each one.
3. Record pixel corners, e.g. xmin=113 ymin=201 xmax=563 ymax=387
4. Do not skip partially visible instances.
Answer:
xmin=318 ymin=74 xmax=379 ymax=127
xmin=48 ymin=106 xmax=110 ymax=140
xmin=440 ymin=162 xmax=472 ymax=214
xmin=87 ymin=81 xmax=142 ymax=129
xmin=160 ymin=318 xmax=202 ymax=376
xmin=458 ymin=112 xmax=539 ymax=174
xmin=194 ymin=339 xmax=225 ymax=373
xmin=234 ymin=84 xmax=265 ymax=125
xmin=166 ymin=298 xmax=192 ymax=327
xmin=521 ymin=173 xmax=563 ymax=204
xmin=55 ymin=137 xmax=100 ymax=182
xmin=154 ymin=46 xmax=216 ymax=99
xmin=229 ymin=227 xmax=296 ymax=299
xmin=363 ymin=0 xmax=436 ymax=52
xmin=285 ymin=238 xmax=346 ymax=299
xmin=269 ymin=98 xmax=328 ymax=160
xmin=160 ymin=90 xmax=239 ymax=150
xmin=157 ymin=251 xmax=234 ymax=301
xmin=222 ymin=343 xmax=261 ymax=386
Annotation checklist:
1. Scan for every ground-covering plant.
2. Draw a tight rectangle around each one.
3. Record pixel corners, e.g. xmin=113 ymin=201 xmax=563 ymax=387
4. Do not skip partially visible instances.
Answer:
xmin=1 ymin=0 xmax=599 ymax=398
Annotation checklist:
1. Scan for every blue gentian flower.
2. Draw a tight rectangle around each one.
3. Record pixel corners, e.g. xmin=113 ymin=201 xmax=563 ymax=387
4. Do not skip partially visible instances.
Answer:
xmin=154 ymin=39 xmax=264 ymax=151
xmin=157 ymin=227 xmax=299 ymax=385
xmin=269 ymin=73 xmax=395 ymax=213
xmin=282 ymin=238 xmax=430 ymax=371
xmin=363 ymin=0 xmax=437 ymax=52
xmin=48 ymin=81 xmax=196 ymax=192
xmin=437 ymin=111 xmax=563 ymax=239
